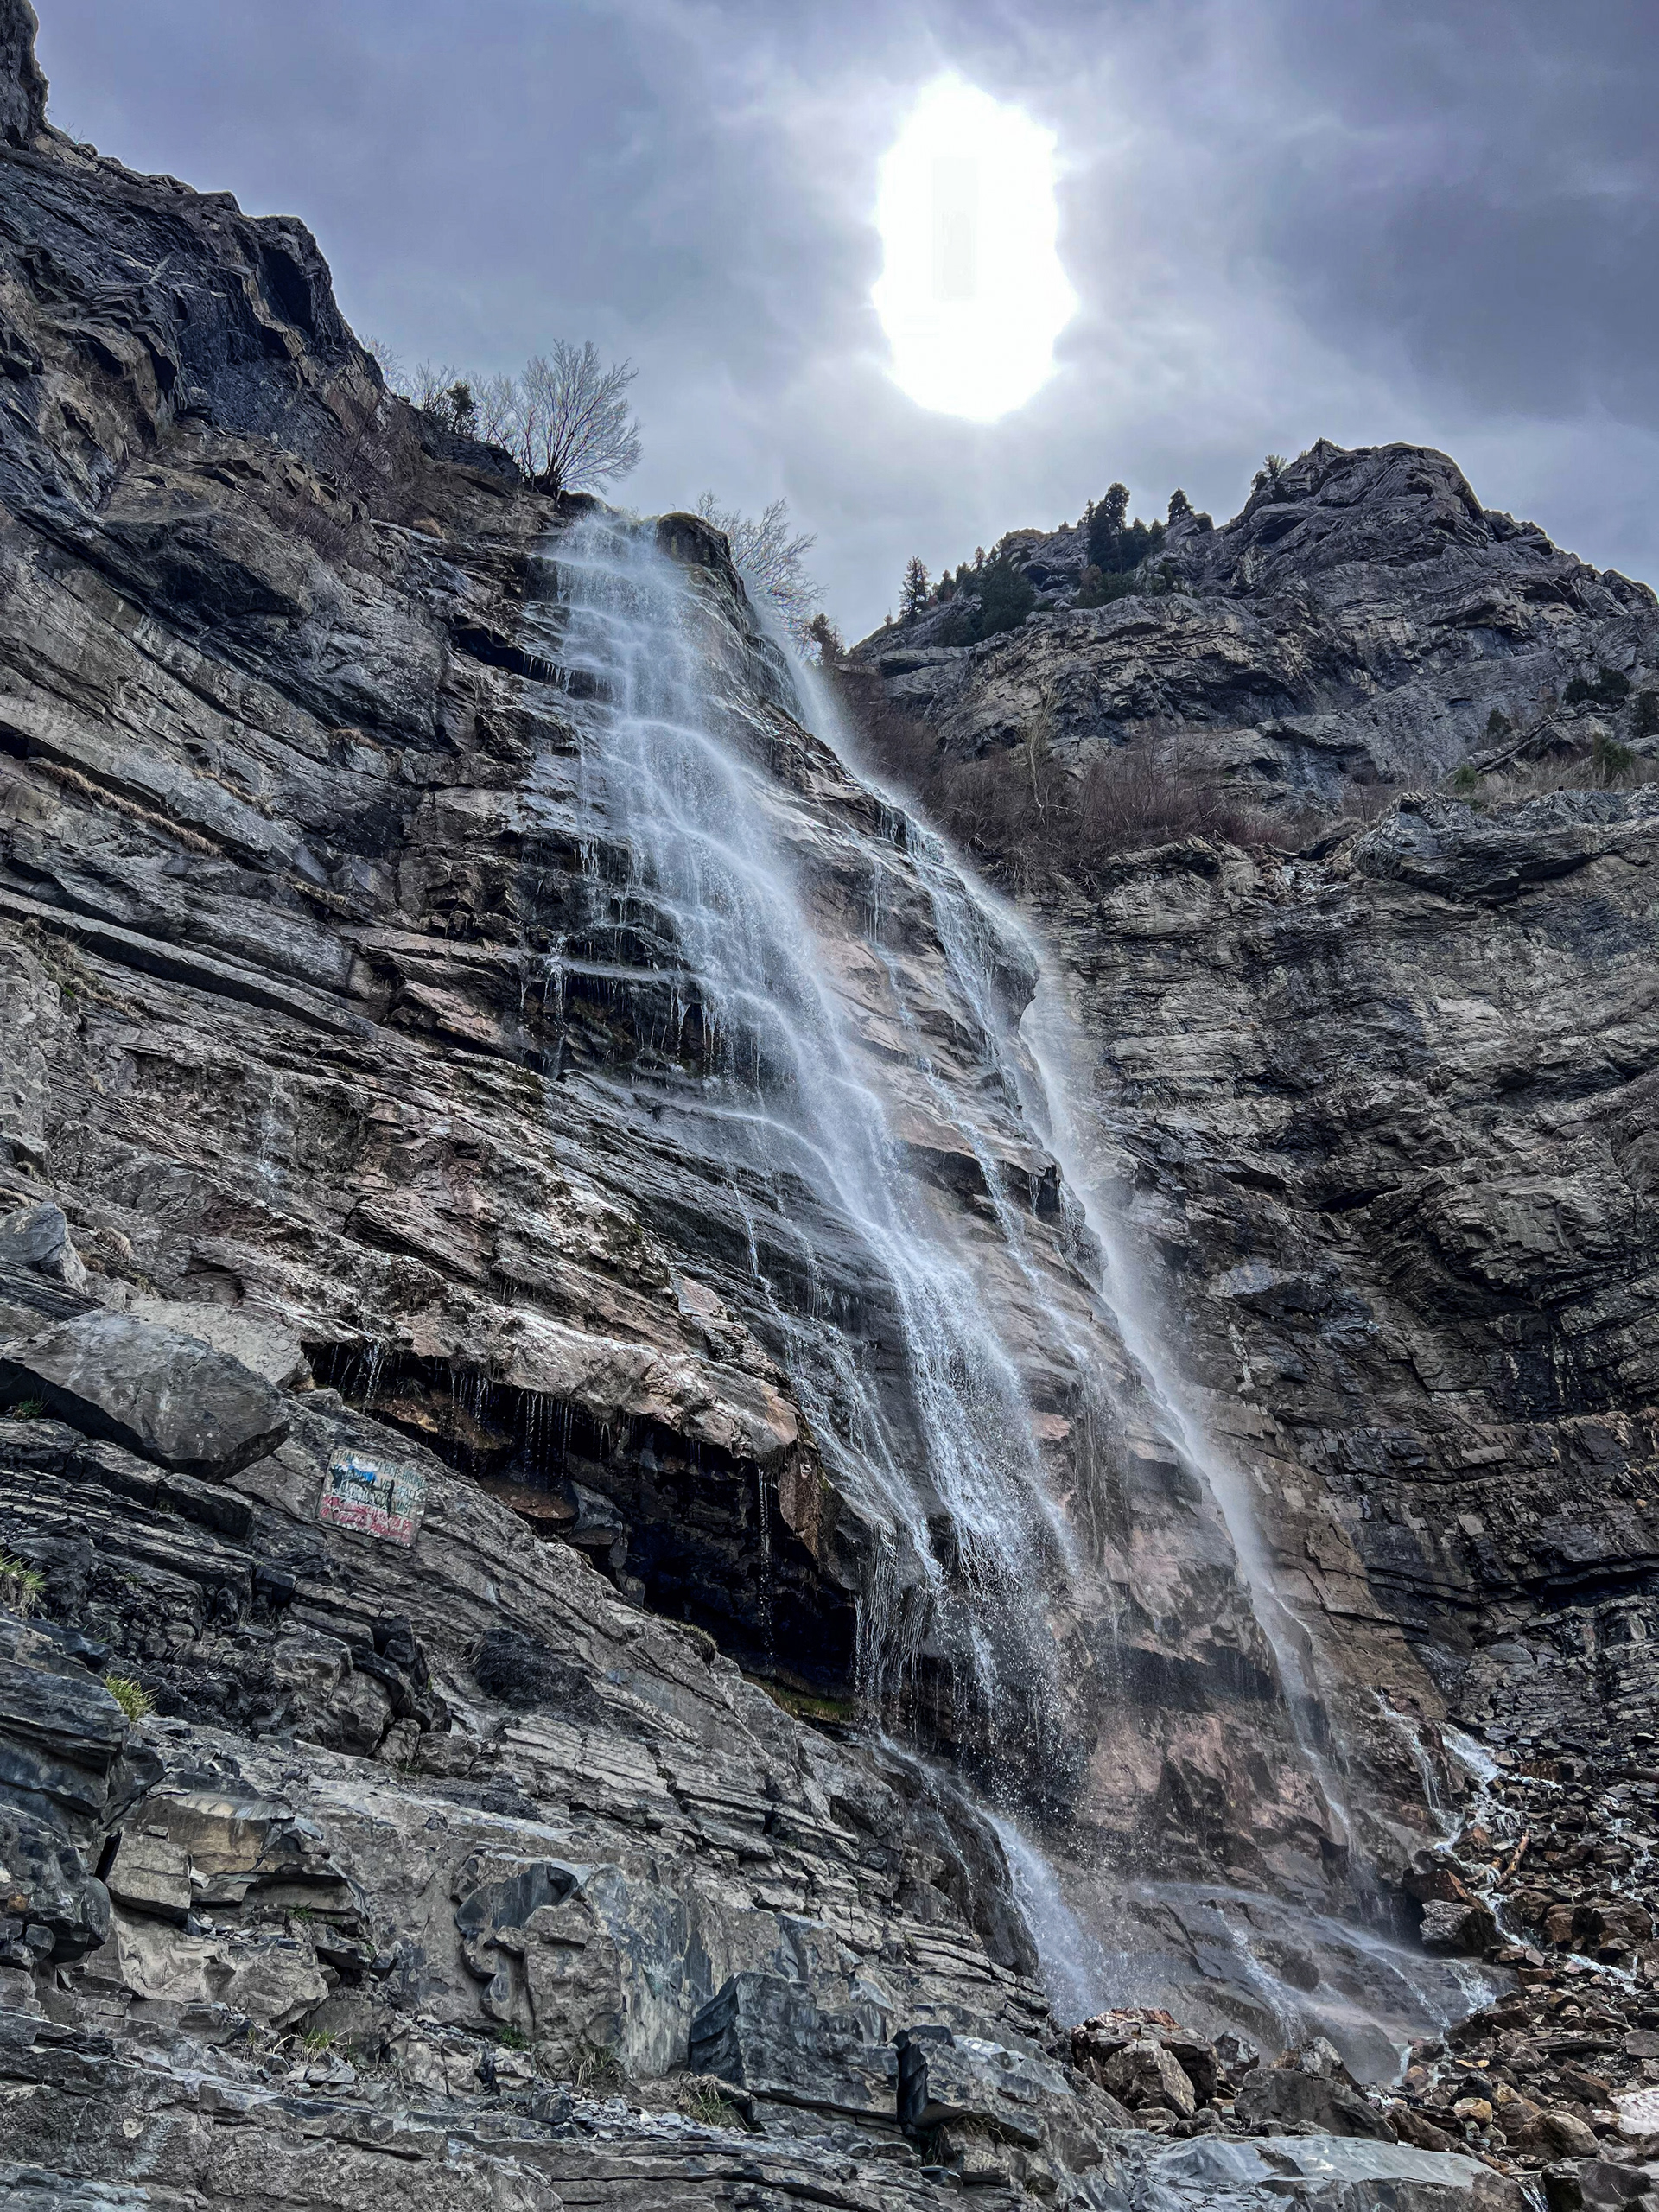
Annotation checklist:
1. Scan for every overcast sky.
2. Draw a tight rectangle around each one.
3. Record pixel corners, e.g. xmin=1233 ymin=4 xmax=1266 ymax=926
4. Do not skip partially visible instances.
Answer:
xmin=34 ymin=0 xmax=1659 ymax=639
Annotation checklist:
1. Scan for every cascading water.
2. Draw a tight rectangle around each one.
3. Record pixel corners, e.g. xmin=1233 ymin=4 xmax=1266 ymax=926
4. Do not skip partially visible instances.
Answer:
xmin=512 ymin=507 xmax=1500 ymax=2068
xmin=790 ymin=648 xmax=1509 ymax=2060
xmin=522 ymin=512 xmax=1074 ymax=1772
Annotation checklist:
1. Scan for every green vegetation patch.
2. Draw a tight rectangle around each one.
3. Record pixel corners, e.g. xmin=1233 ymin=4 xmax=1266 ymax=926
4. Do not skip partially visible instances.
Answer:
xmin=105 ymin=1675 xmax=154 ymax=1721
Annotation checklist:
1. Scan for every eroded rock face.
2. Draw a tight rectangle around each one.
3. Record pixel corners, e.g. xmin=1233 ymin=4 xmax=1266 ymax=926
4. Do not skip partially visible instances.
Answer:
xmin=0 ymin=18 xmax=1171 ymax=2199
xmin=851 ymin=438 xmax=1658 ymax=806
xmin=1034 ymin=784 xmax=1659 ymax=1783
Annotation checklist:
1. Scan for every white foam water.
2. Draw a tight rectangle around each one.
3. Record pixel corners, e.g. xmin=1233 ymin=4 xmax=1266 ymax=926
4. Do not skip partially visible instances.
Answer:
xmin=523 ymin=511 xmax=1497 ymax=2062
xmin=524 ymin=514 xmax=1072 ymax=1745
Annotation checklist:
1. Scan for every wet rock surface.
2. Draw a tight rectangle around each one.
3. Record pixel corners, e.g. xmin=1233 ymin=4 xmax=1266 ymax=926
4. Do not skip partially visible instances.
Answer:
xmin=1023 ymin=773 xmax=1659 ymax=1974
xmin=0 ymin=0 xmax=1350 ymax=2065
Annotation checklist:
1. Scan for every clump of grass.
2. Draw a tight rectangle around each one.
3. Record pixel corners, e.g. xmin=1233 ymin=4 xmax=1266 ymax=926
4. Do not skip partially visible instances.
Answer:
xmin=105 ymin=1675 xmax=153 ymax=1721
xmin=0 ymin=1554 xmax=45 ymax=1616
xmin=1564 ymin=667 xmax=1631 ymax=709
xmin=9 ymin=1398 xmax=46 ymax=1421
xmin=680 ymin=2080 xmax=744 ymax=2127
xmin=572 ymin=2038 xmax=625 ymax=2094
xmin=1593 ymin=730 xmax=1637 ymax=780
xmin=1448 ymin=739 xmax=1659 ymax=805
xmin=301 ymin=2028 xmax=336 ymax=2056
xmin=493 ymin=2024 xmax=531 ymax=2051
xmin=754 ymin=1678 xmax=857 ymax=1728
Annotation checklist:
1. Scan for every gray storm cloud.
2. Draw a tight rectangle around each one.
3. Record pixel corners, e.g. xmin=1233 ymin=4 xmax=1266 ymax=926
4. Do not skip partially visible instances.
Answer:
xmin=35 ymin=0 xmax=1659 ymax=636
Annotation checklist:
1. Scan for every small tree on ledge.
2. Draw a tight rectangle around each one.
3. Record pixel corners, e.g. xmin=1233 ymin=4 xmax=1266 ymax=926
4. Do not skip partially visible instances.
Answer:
xmin=900 ymin=556 xmax=931 ymax=622
xmin=514 ymin=342 xmax=642 ymax=494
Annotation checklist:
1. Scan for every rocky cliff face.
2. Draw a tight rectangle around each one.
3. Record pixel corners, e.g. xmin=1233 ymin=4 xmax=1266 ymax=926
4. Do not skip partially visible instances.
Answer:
xmin=855 ymin=439 xmax=1658 ymax=809
xmin=843 ymin=346 xmax=1659 ymax=2181
xmin=0 ymin=2 xmax=1649 ymax=2204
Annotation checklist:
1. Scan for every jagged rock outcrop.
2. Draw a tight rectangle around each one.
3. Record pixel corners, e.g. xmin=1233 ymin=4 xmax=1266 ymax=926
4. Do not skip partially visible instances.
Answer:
xmin=853 ymin=440 xmax=1658 ymax=805
xmin=0 ymin=0 xmax=43 ymax=152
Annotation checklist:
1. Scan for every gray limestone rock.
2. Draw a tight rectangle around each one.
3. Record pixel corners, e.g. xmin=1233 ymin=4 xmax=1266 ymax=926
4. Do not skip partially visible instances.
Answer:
xmin=896 ymin=2022 xmax=1089 ymax=2147
xmin=1141 ymin=2133 xmax=1530 ymax=2208
xmin=0 ymin=1206 xmax=86 ymax=1292
xmin=0 ymin=1802 xmax=108 ymax=1962
xmin=0 ymin=1313 xmax=289 ymax=1479
xmin=691 ymin=1968 xmax=898 ymax=2120
xmin=850 ymin=437 xmax=1658 ymax=811
xmin=1235 ymin=2060 xmax=1397 ymax=2141
xmin=0 ymin=0 xmax=43 ymax=149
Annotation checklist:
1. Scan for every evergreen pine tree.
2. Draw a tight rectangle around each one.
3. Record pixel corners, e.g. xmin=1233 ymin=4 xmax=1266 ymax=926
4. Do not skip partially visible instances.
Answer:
xmin=1086 ymin=483 xmax=1130 ymax=572
xmin=900 ymin=556 xmax=931 ymax=622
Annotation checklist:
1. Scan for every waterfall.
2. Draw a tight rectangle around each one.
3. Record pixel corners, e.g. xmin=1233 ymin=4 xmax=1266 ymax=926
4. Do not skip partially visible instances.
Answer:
xmin=1014 ymin=967 xmax=1355 ymax=1847
xmin=517 ymin=511 xmax=1498 ymax=2063
xmin=522 ymin=514 xmax=1075 ymax=1772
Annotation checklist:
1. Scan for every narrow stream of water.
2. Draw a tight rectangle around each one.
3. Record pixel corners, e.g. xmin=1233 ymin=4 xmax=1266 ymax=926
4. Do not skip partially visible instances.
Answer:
xmin=524 ymin=513 xmax=1070 ymax=1751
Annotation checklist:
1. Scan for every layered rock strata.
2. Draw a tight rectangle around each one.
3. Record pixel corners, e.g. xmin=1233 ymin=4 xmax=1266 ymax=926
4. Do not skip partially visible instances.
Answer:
xmin=852 ymin=438 xmax=1659 ymax=805
xmin=846 ymin=421 xmax=1659 ymax=2106
xmin=0 ymin=0 xmax=1650 ymax=2203
xmin=0 ymin=3 xmax=1509 ymax=2205
xmin=0 ymin=0 xmax=1373 ymax=2010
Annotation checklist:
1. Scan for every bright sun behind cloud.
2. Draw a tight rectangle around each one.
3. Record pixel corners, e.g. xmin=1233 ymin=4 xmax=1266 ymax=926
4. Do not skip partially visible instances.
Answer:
xmin=873 ymin=77 xmax=1076 ymax=423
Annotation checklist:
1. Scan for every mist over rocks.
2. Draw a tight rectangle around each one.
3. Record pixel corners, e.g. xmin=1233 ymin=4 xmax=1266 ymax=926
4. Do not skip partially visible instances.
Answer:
xmin=0 ymin=0 xmax=1656 ymax=2206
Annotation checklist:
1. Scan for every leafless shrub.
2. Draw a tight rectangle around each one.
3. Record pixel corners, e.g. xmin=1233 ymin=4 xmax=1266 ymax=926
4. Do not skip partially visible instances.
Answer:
xmin=363 ymin=334 xmax=405 ymax=389
xmin=372 ymin=340 xmax=642 ymax=494
xmin=508 ymin=344 xmax=642 ymax=493
xmin=830 ymin=667 xmax=1389 ymax=892
xmin=695 ymin=491 xmax=822 ymax=649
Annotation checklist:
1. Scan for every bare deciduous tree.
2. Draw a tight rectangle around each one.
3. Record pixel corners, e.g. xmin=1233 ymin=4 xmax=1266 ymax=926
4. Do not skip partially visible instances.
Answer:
xmin=510 ymin=343 xmax=642 ymax=493
xmin=373 ymin=340 xmax=642 ymax=493
xmin=472 ymin=372 xmax=521 ymax=448
xmin=363 ymin=334 xmax=406 ymax=390
xmin=694 ymin=491 xmax=822 ymax=649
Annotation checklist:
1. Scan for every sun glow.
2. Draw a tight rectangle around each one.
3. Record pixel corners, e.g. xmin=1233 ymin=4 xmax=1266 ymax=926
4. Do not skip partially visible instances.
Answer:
xmin=872 ymin=77 xmax=1076 ymax=423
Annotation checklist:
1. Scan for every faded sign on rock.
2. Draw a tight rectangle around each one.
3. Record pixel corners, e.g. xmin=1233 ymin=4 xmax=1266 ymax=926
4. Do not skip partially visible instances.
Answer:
xmin=319 ymin=1448 xmax=426 ymax=1547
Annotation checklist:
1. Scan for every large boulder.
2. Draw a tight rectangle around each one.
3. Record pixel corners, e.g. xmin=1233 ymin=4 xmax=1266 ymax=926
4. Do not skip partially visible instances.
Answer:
xmin=1073 ymin=2006 xmax=1220 ymax=2107
xmin=0 ymin=1313 xmax=289 ymax=1479
xmin=1236 ymin=2041 xmax=1397 ymax=2141
xmin=0 ymin=1615 xmax=156 ymax=1966
xmin=690 ymin=1968 xmax=896 ymax=2120
xmin=895 ymin=2022 xmax=1084 ymax=2147
xmin=1098 ymin=2035 xmax=1198 ymax=2117
xmin=1144 ymin=2133 xmax=1532 ymax=2208
xmin=1421 ymin=1896 xmax=1499 ymax=1955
